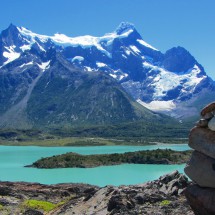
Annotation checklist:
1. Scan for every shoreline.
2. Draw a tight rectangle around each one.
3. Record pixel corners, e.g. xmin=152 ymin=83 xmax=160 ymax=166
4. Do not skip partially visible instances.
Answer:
xmin=0 ymin=171 xmax=193 ymax=214
xmin=0 ymin=142 xmax=189 ymax=147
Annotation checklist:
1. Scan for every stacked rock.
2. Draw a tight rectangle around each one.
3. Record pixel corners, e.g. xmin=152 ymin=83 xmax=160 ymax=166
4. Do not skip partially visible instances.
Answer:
xmin=184 ymin=102 xmax=215 ymax=215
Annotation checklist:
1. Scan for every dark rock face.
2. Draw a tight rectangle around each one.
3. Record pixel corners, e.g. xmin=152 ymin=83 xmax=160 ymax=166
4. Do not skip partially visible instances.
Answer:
xmin=0 ymin=171 xmax=193 ymax=215
xmin=107 ymin=193 xmax=135 ymax=212
xmin=23 ymin=209 xmax=43 ymax=215
xmin=162 ymin=46 xmax=196 ymax=74
xmin=0 ymin=24 xmax=24 ymax=48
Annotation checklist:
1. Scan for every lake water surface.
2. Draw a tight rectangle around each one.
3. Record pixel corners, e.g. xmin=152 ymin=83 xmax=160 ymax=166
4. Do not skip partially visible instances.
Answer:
xmin=0 ymin=144 xmax=190 ymax=186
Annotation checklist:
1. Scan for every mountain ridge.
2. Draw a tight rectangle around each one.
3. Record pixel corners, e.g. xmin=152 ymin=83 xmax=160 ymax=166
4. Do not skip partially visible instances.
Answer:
xmin=0 ymin=22 xmax=214 ymax=127
xmin=0 ymin=44 xmax=164 ymax=129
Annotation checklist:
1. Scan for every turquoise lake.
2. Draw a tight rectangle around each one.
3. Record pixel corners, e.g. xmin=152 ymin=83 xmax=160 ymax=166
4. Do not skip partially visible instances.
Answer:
xmin=0 ymin=144 xmax=190 ymax=187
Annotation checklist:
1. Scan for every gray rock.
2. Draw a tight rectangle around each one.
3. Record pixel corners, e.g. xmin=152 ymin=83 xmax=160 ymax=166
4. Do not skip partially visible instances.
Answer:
xmin=201 ymin=102 xmax=215 ymax=117
xmin=159 ymin=170 xmax=179 ymax=184
xmin=0 ymin=173 xmax=193 ymax=215
xmin=185 ymin=184 xmax=215 ymax=215
xmin=208 ymin=117 xmax=215 ymax=131
xmin=202 ymin=112 xmax=214 ymax=120
xmin=107 ymin=193 xmax=135 ymax=211
xmin=184 ymin=151 xmax=215 ymax=188
xmin=189 ymin=127 xmax=215 ymax=159
xmin=195 ymin=119 xmax=208 ymax=127
xmin=23 ymin=209 xmax=43 ymax=215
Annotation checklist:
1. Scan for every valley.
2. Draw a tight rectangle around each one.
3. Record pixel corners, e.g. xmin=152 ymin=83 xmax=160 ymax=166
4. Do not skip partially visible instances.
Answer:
xmin=0 ymin=119 xmax=191 ymax=146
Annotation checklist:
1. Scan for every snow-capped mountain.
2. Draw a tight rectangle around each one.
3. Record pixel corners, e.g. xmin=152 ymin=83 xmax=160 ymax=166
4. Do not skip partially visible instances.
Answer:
xmin=0 ymin=22 xmax=214 ymax=121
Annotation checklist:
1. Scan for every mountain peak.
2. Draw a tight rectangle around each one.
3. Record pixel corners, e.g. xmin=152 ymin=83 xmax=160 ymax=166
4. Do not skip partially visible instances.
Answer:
xmin=115 ymin=22 xmax=136 ymax=35
xmin=8 ymin=23 xmax=17 ymax=29
xmin=2 ymin=23 xmax=19 ymax=35
xmin=162 ymin=46 xmax=197 ymax=73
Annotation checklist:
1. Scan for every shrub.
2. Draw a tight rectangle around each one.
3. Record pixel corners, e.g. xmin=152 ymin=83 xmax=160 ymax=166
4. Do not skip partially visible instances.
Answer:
xmin=0 ymin=204 xmax=3 ymax=210
xmin=22 ymin=199 xmax=56 ymax=212
xmin=160 ymin=200 xmax=171 ymax=206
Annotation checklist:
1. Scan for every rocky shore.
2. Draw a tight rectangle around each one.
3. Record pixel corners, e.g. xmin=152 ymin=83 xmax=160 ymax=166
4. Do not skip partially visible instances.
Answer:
xmin=184 ymin=102 xmax=215 ymax=215
xmin=0 ymin=171 xmax=193 ymax=215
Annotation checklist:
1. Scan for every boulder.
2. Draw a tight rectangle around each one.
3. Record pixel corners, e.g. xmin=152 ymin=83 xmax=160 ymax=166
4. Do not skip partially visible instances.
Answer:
xmin=201 ymin=102 xmax=215 ymax=117
xmin=107 ymin=193 xmax=135 ymax=212
xmin=159 ymin=171 xmax=189 ymax=195
xmin=208 ymin=117 xmax=215 ymax=131
xmin=185 ymin=184 xmax=215 ymax=215
xmin=196 ymin=119 xmax=208 ymax=127
xmin=189 ymin=127 xmax=215 ymax=159
xmin=23 ymin=209 xmax=43 ymax=215
xmin=184 ymin=151 xmax=215 ymax=188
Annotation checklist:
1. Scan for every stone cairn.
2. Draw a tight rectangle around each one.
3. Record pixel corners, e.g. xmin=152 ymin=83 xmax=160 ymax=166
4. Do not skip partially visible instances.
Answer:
xmin=184 ymin=102 xmax=215 ymax=215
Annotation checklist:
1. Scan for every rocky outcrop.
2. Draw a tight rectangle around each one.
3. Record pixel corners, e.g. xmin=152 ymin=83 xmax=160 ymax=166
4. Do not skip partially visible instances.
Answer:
xmin=0 ymin=171 xmax=193 ymax=215
xmin=184 ymin=102 xmax=215 ymax=214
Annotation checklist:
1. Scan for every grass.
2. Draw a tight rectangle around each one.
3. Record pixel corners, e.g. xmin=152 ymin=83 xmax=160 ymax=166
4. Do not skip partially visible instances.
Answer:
xmin=0 ymin=204 xmax=3 ymax=210
xmin=160 ymin=200 xmax=171 ymax=206
xmin=22 ymin=199 xmax=56 ymax=212
xmin=0 ymin=136 xmax=140 ymax=146
xmin=0 ymin=129 xmax=189 ymax=147
xmin=0 ymin=121 xmax=190 ymax=147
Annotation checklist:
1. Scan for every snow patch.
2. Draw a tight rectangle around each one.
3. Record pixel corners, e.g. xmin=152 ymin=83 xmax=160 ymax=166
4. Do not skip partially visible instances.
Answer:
xmin=19 ymin=61 xmax=33 ymax=68
xmin=2 ymin=46 xmax=20 ymax=66
xmin=37 ymin=61 xmax=50 ymax=72
xmin=36 ymin=42 xmax=46 ymax=52
xmin=110 ymin=74 xmax=117 ymax=79
xmin=142 ymin=62 xmax=206 ymax=99
xmin=17 ymin=25 xmax=138 ymax=59
xmin=137 ymin=39 xmax=158 ymax=51
xmin=20 ymin=44 xmax=31 ymax=52
xmin=125 ymin=49 xmax=131 ymax=55
xmin=184 ymin=65 xmax=205 ymax=88
xmin=119 ymin=74 xmax=128 ymax=80
xmin=130 ymin=45 xmax=140 ymax=54
xmin=84 ymin=66 xmax=93 ymax=72
xmin=137 ymin=99 xmax=176 ymax=112
xmin=72 ymin=56 xmax=84 ymax=62
xmin=96 ymin=62 xmax=106 ymax=67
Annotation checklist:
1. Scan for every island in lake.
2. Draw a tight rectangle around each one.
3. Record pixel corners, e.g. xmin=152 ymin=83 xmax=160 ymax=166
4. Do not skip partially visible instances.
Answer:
xmin=27 ymin=149 xmax=192 ymax=168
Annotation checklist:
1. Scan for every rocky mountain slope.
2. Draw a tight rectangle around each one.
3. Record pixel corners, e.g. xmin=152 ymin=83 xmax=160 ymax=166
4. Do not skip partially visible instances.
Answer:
xmin=0 ymin=22 xmax=214 ymax=128
xmin=0 ymin=46 xmax=157 ymax=129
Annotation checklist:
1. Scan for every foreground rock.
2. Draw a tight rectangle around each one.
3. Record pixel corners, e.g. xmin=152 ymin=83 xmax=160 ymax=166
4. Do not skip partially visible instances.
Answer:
xmin=185 ymin=151 xmax=215 ymax=188
xmin=189 ymin=127 xmax=215 ymax=159
xmin=185 ymin=184 xmax=215 ymax=215
xmin=0 ymin=171 xmax=193 ymax=215
xmin=184 ymin=102 xmax=215 ymax=215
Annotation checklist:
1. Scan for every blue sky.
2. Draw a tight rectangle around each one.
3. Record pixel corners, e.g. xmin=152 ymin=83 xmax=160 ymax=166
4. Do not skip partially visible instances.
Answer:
xmin=1 ymin=0 xmax=215 ymax=79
